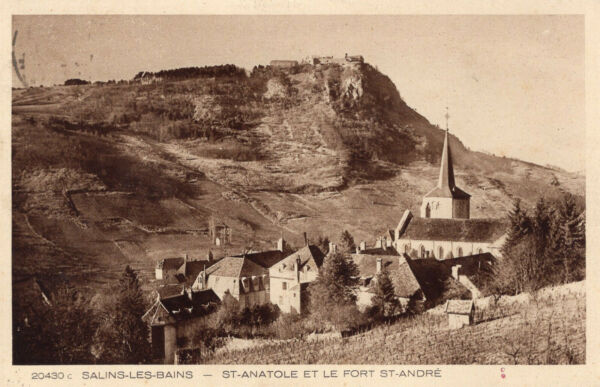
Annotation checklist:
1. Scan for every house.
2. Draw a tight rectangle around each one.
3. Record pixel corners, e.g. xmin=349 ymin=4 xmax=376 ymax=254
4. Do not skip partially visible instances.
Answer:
xmin=269 ymin=60 xmax=299 ymax=68
xmin=142 ymin=288 xmax=220 ymax=364
xmin=352 ymin=254 xmax=424 ymax=310
xmin=385 ymin=125 xmax=507 ymax=260
xmin=345 ymin=53 xmax=364 ymax=63
xmin=194 ymin=256 xmax=270 ymax=309
xmin=408 ymin=253 xmax=495 ymax=302
xmin=155 ymin=253 xmax=216 ymax=287
xmin=208 ymin=217 xmax=231 ymax=245
xmin=269 ymin=244 xmax=325 ymax=313
xmin=445 ymin=299 xmax=474 ymax=329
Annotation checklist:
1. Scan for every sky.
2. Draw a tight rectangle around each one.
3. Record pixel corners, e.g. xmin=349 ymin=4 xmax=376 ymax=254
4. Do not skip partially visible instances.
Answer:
xmin=12 ymin=15 xmax=585 ymax=172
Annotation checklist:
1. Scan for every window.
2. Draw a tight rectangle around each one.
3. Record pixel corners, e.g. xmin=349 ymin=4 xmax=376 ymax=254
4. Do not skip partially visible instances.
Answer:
xmin=425 ymin=203 xmax=431 ymax=218
xmin=420 ymin=245 xmax=426 ymax=258
xmin=404 ymin=244 xmax=410 ymax=254
xmin=477 ymin=248 xmax=483 ymax=254
xmin=282 ymin=282 xmax=287 ymax=290
xmin=438 ymin=246 xmax=444 ymax=259
xmin=458 ymin=247 xmax=463 ymax=257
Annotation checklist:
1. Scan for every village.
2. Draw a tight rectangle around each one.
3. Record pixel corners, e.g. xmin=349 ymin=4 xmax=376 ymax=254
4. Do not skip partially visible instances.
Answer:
xmin=143 ymin=125 xmax=508 ymax=363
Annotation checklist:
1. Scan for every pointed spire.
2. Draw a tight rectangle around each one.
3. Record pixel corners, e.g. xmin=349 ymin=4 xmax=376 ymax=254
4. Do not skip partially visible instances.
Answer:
xmin=437 ymin=123 xmax=456 ymax=193
xmin=423 ymin=107 xmax=470 ymax=200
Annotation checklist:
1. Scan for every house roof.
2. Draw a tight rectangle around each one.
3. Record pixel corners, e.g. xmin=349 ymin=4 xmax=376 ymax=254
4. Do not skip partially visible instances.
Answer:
xmin=206 ymin=256 xmax=267 ymax=278
xmin=351 ymin=254 xmax=422 ymax=298
xmin=445 ymin=299 xmax=474 ymax=315
xmin=272 ymin=245 xmax=325 ymax=269
xmin=184 ymin=260 xmax=214 ymax=284
xmin=360 ymin=247 xmax=399 ymax=256
xmin=155 ymin=284 xmax=185 ymax=299
xmin=157 ymin=257 xmax=184 ymax=270
xmin=406 ymin=253 xmax=495 ymax=301
xmin=146 ymin=289 xmax=220 ymax=324
xmin=233 ymin=250 xmax=286 ymax=268
xmin=399 ymin=217 xmax=507 ymax=243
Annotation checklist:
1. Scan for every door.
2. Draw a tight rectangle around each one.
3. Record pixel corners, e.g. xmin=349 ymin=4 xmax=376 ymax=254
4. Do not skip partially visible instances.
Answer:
xmin=151 ymin=325 xmax=165 ymax=360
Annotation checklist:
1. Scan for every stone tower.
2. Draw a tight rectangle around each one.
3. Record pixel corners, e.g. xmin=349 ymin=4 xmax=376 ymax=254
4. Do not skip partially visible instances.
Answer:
xmin=420 ymin=109 xmax=470 ymax=219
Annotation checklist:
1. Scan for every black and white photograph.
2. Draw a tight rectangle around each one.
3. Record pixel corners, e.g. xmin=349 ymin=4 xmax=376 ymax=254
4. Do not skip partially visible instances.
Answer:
xmin=9 ymin=12 xmax=591 ymax=375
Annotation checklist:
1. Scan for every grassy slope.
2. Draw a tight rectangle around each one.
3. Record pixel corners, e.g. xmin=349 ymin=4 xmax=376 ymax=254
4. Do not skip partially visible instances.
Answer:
xmin=11 ymin=66 xmax=584 ymax=290
xmin=206 ymin=282 xmax=585 ymax=364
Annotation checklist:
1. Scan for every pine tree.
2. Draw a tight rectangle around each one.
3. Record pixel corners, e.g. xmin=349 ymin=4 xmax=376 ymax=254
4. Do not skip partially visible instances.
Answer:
xmin=339 ymin=230 xmax=356 ymax=254
xmin=503 ymin=199 xmax=531 ymax=249
xmin=556 ymin=194 xmax=585 ymax=283
xmin=94 ymin=265 xmax=151 ymax=364
xmin=370 ymin=269 xmax=399 ymax=319
xmin=315 ymin=235 xmax=330 ymax=256
xmin=307 ymin=251 xmax=361 ymax=329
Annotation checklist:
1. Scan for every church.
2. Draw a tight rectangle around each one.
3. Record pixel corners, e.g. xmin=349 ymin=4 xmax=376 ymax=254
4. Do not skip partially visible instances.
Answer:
xmin=387 ymin=116 xmax=507 ymax=260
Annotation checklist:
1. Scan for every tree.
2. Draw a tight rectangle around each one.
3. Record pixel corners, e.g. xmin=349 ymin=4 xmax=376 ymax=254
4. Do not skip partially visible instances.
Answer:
xmin=369 ymin=269 xmax=399 ymax=320
xmin=501 ymin=199 xmax=531 ymax=256
xmin=307 ymin=251 xmax=361 ymax=330
xmin=13 ymin=286 xmax=98 ymax=364
xmin=554 ymin=194 xmax=585 ymax=283
xmin=315 ymin=235 xmax=330 ymax=256
xmin=339 ymin=230 xmax=356 ymax=254
xmin=94 ymin=266 xmax=151 ymax=364
xmin=492 ymin=193 xmax=585 ymax=295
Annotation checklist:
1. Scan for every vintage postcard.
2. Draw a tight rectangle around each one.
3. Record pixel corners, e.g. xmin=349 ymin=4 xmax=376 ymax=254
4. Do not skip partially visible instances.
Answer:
xmin=2 ymin=1 xmax=599 ymax=386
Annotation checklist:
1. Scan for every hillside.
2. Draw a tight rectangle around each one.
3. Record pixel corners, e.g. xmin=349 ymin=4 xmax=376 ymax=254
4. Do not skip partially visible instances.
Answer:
xmin=11 ymin=61 xmax=584 ymax=290
xmin=206 ymin=281 xmax=585 ymax=364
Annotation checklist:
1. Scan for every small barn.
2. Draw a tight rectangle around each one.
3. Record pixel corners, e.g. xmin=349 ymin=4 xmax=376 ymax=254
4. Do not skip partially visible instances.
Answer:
xmin=445 ymin=299 xmax=474 ymax=329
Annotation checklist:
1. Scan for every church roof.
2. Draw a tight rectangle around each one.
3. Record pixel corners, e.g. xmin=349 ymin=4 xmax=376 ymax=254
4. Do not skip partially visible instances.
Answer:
xmin=425 ymin=129 xmax=470 ymax=199
xmin=399 ymin=217 xmax=508 ymax=243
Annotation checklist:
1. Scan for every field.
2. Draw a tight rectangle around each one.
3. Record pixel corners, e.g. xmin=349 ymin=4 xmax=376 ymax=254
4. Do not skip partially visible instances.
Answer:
xmin=11 ymin=66 xmax=584 ymax=292
xmin=206 ymin=282 xmax=585 ymax=364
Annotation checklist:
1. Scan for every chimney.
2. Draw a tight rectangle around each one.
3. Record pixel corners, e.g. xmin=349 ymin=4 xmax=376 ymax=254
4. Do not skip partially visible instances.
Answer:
xmin=207 ymin=249 xmax=213 ymax=262
xmin=359 ymin=241 xmax=366 ymax=252
xmin=329 ymin=242 xmax=337 ymax=254
xmin=303 ymin=232 xmax=308 ymax=246
xmin=381 ymin=237 xmax=387 ymax=251
xmin=201 ymin=264 xmax=207 ymax=289
xmin=375 ymin=238 xmax=382 ymax=248
xmin=451 ymin=264 xmax=462 ymax=280
xmin=277 ymin=237 xmax=285 ymax=252
xmin=296 ymin=257 xmax=301 ymax=282
xmin=185 ymin=287 xmax=193 ymax=300
xmin=184 ymin=253 xmax=188 ymax=262
xmin=376 ymin=258 xmax=382 ymax=274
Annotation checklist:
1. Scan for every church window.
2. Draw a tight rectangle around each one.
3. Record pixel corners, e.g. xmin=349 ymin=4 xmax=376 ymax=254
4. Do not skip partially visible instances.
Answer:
xmin=438 ymin=246 xmax=444 ymax=259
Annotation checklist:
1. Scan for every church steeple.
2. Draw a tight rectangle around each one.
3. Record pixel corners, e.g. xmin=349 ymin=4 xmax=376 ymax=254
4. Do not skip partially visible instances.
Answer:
xmin=421 ymin=107 xmax=471 ymax=219
xmin=437 ymin=109 xmax=456 ymax=195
